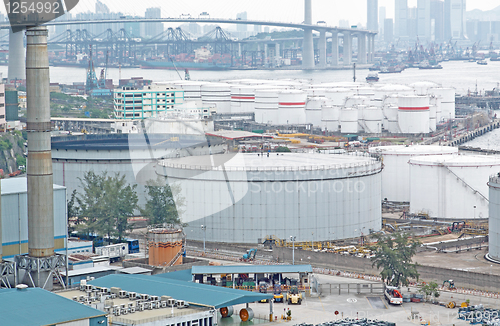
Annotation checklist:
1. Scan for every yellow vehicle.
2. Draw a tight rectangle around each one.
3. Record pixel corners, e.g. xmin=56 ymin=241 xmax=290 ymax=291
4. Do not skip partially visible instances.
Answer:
xmin=259 ymin=283 xmax=269 ymax=303
xmin=286 ymin=286 xmax=302 ymax=305
xmin=273 ymin=284 xmax=284 ymax=303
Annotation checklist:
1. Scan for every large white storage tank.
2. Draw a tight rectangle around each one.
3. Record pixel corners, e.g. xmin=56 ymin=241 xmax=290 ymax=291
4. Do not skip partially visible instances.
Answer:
xmin=230 ymin=85 xmax=257 ymax=114
xmin=305 ymin=97 xmax=329 ymax=127
xmin=369 ymin=145 xmax=458 ymax=202
xmin=398 ymin=96 xmax=430 ymax=134
xmin=340 ymin=108 xmax=359 ymax=133
xmin=321 ymin=104 xmax=341 ymax=132
xmin=361 ymin=106 xmax=383 ymax=133
xmin=156 ymin=153 xmax=383 ymax=243
xmin=324 ymin=88 xmax=353 ymax=106
xmin=277 ymin=90 xmax=307 ymax=125
xmin=409 ymin=155 xmax=500 ymax=218
xmin=254 ymin=89 xmax=280 ymax=124
xmin=488 ymin=175 xmax=500 ymax=262
xmin=171 ymin=81 xmax=207 ymax=101
xmin=410 ymin=81 xmax=439 ymax=96
xmin=201 ymin=82 xmax=231 ymax=114
xmin=431 ymin=88 xmax=455 ymax=121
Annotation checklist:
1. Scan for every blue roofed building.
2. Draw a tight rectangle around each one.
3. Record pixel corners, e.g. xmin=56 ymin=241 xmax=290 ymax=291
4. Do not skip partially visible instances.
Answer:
xmin=0 ymin=286 xmax=107 ymax=326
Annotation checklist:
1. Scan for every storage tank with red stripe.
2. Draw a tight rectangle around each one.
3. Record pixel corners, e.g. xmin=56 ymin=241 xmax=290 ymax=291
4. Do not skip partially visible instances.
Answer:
xmin=277 ymin=90 xmax=307 ymax=125
xmin=230 ymin=85 xmax=257 ymax=114
xmin=397 ymin=96 xmax=430 ymax=134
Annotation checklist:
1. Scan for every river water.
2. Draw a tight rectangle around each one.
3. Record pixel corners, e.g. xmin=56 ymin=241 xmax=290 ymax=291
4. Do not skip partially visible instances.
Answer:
xmin=0 ymin=60 xmax=499 ymax=96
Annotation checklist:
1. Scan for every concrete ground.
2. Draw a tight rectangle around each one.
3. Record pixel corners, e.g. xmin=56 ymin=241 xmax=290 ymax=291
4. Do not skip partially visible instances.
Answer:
xmin=228 ymin=273 xmax=499 ymax=326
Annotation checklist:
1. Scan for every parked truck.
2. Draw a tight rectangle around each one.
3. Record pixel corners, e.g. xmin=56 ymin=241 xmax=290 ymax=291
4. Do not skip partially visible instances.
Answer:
xmin=286 ymin=285 xmax=302 ymax=304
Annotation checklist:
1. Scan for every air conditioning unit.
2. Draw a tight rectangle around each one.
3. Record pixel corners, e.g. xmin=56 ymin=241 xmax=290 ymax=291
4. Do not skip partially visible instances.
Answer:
xmin=128 ymin=302 xmax=134 ymax=309
xmin=79 ymin=295 xmax=85 ymax=302
xmin=176 ymin=300 xmax=185 ymax=308
xmin=104 ymin=306 xmax=111 ymax=313
xmin=114 ymin=310 xmax=120 ymax=316
xmin=101 ymin=287 xmax=109 ymax=293
xmin=167 ymin=298 xmax=176 ymax=307
xmin=152 ymin=296 xmax=159 ymax=301
xmin=146 ymin=302 xmax=153 ymax=310
xmin=85 ymin=284 xmax=93 ymax=291
xmin=150 ymin=302 xmax=156 ymax=309
xmin=128 ymin=292 xmax=136 ymax=299
xmin=130 ymin=307 xmax=136 ymax=313
xmin=161 ymin=301 xmax=167 ymax=308
xmin=72 ymin=296 xmax=78 ymax=301
xmin=140 ymin=294 xmax=148 ymax=300
xmin=110 ymin=294 xmax=116 ymax=299
xmin=121 ymin=308 xmax=128 ymax=315
xmin=138 ymin=303 xmax=145 ymax=311
xmin=119 ymin=291 xmax=127 ymax=298
xmin=161 ymin=295 xmax=172 ymax=302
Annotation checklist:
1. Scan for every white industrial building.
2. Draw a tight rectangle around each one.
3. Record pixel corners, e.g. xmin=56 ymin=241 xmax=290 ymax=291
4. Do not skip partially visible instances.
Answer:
xmin=369 ymin=145 xmax=459 ymax=202
xmin=409 ymin=155 xmax=500 ymax=219
xmin=171 ymin=79 xmax=455 ymax=134
xmin=156 ymin=152 xmax=382 ymax=243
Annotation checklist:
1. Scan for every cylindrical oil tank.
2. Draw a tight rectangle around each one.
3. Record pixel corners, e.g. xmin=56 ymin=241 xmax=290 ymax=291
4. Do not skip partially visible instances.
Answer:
xmin=324 ymin=88 xmax=353 ymax=106
xmin=429 ymin=104 xmax=437 ymax=132
xmin=147 ymin=228 xmax=185 ymax=266
xmin=369 ymin=145 xmax=458 ymax=202
xmin=156 ymin=153 xmax=382 ymax=243
xmin=409 ymin=155 xmax=500 ymax=218
xmin=410 ymin=81 xmax=439 ymax=96
xmin=362 ymin=106 xmax=383 ymax=133
xmin=277 ymin=90 xmax=307 ymax=125
xmin=398 ymin=96 xmax=430 ymax=134
xmin=305 ymin=96 xmax=328 ymax=127
xmin=372 ymin=85 xmax=414 ymax=107
xmin=383 ymin=105 xmax=400 ymax=133
xmin=340 ymin=108 xmax=359 ymax=133
xmin=201 ymin=82 xmax=231 ymax=114
xmin=230 ymin=85 xmax=256 ymax=114
xmin=255 ymin=89 xmax=280 ymax=124
xmin=345 ymin=95 xmax=370 ymax=107
xmin=488 ymin=176 xmax=500 ymax=261
xmin=171 ymin=81 xmax=207 ymax=101
xmin=431 ymin=88 xmax=455 ymax=121
xmin=353 ymin=87 xmax=375 ymax=98
xmin=321 ymin=104 xmax=341 ymax=132
xmin=305 ymin=88 xmax=328 ymax=97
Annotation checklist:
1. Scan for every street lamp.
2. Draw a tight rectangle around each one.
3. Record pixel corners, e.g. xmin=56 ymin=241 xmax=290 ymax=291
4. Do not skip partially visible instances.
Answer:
xmin=290 ymin=235 xmax=296 ymax=265
xmin=201 ymin=225 xmax=206 ymax=253
xmin=474 ymin=205 xmax=477 ymax=219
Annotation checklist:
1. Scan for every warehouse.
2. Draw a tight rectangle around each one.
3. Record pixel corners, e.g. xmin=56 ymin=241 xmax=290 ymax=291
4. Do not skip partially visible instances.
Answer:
xmin=0 ymin=286 xmax=107 ymax=326
xmin=156 ymin=152 xmax=382 ymax=243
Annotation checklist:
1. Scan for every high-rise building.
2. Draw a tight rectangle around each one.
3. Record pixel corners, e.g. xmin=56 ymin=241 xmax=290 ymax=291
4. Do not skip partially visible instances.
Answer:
xmin=384 ymin=18 xmax=394 ymax=43
xmin=95 ymin=0 xmax=109 ymax=14
xmin=145 ymin=7 xmax=163 ymax=38
xmin=407 ymin=7 xmax=418 ymax=40
xmin=379 ymin=7 xmax=386 ymax=36
xmin=339 ymin=20 xmax=350 ymax=28
xmin=417 ymin=0 xmax=431 ymax=41
xmin=236 ymin=12 xmax=248 ymax=33
xmin=444 ymin=0 xmax=466 ymax=39
xmin=367 ymin=0 xmax=378 ymax=32
xmin=395 ymin=0 xmax=408 ymax=38
xmin=430 ymin=0 xmax=445 ymax=42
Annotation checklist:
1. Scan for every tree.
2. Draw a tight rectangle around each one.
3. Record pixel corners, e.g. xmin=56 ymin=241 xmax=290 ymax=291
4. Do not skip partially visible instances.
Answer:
xmin=369 ymin=232 xmax=420 ymax=287
xmin=141 ymin=177 xmax=184 ymax=226
xmin=67 ymin=189 xmax=80 ymax=234
xmin=418 ymin=281 xmax=440 ymax=302
xmin=75 ymin=171 xmax=138 ymax=240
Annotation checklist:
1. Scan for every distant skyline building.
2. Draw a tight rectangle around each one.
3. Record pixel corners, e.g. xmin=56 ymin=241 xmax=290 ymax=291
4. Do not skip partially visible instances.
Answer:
xmin=236 ymin=11 xmax=248 ymax=32
xmin=145 ymin=7 xmax=163 ymax=38
xmin=417 ymin=0 xmax=431 ymax=41
xmin=395 ymin=0 xmax=408 ymax=38
xmin=379 ymin=6 xmax=386 ymax=37
xmin=447 ymin=0 xmax=467 ymax=39
xmin=95 ymin=0 xmax=109 ymax=14
xmin=367 ymin=0 xmax=378 ymax=32
xmin=384 ymin=18 xmax=394 ymax=43
xmin=430 ymin=0 xmax=445 ymax=42
xmin=339 ymin=19 xmax=350 ymax=28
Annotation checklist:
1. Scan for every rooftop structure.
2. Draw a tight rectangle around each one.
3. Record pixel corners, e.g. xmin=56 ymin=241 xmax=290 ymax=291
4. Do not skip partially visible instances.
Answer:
xmin=0 ymin=287 xmax=106 ymax=326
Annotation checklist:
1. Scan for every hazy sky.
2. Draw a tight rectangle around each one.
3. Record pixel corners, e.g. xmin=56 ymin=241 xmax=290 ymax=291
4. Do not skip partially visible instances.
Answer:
xmin=2 ymin=0 xmax=498 ymax=27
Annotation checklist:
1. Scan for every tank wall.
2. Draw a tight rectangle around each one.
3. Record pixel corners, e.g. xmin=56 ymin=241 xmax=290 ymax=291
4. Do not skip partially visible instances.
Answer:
xmin=410 ymin=163 xmax=493 ymax=218
xmin=148 ymin=229 xmax=184 ymax=266
xmin=489 ymin=179 xmax=500 ymax=261
xmin=158 ymin=159 xmax=382 ymax=243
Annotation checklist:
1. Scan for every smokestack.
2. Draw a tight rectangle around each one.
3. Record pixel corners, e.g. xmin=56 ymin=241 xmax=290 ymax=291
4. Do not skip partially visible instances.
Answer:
xmin=26 ymin=26 xmax=54 ymax=259
xmin=8 ymin=29 xmax=26 ymax=81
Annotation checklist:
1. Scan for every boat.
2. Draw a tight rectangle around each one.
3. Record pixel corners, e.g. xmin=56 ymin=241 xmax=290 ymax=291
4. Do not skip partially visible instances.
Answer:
xmin=366 ymin=73 xmax=379 ymax=82
xmin=418 ymin=60 xmax=442 ymax=69
xmin=477 ymin=59 xmax=488 ymax=65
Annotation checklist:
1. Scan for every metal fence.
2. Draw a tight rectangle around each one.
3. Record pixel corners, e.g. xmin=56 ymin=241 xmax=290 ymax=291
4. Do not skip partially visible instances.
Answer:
xmin=319 ymin=282 xmax=385 ymax=295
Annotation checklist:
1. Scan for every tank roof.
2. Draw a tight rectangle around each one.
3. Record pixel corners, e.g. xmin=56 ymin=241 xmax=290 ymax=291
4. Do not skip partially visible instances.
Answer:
xmin=159 ymin=152 xmax=379 ymax=171
xmin=409 ymin=154 xmax=500 ymax=166
xmin=369 ymin=145 xmax=458 ymax=155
